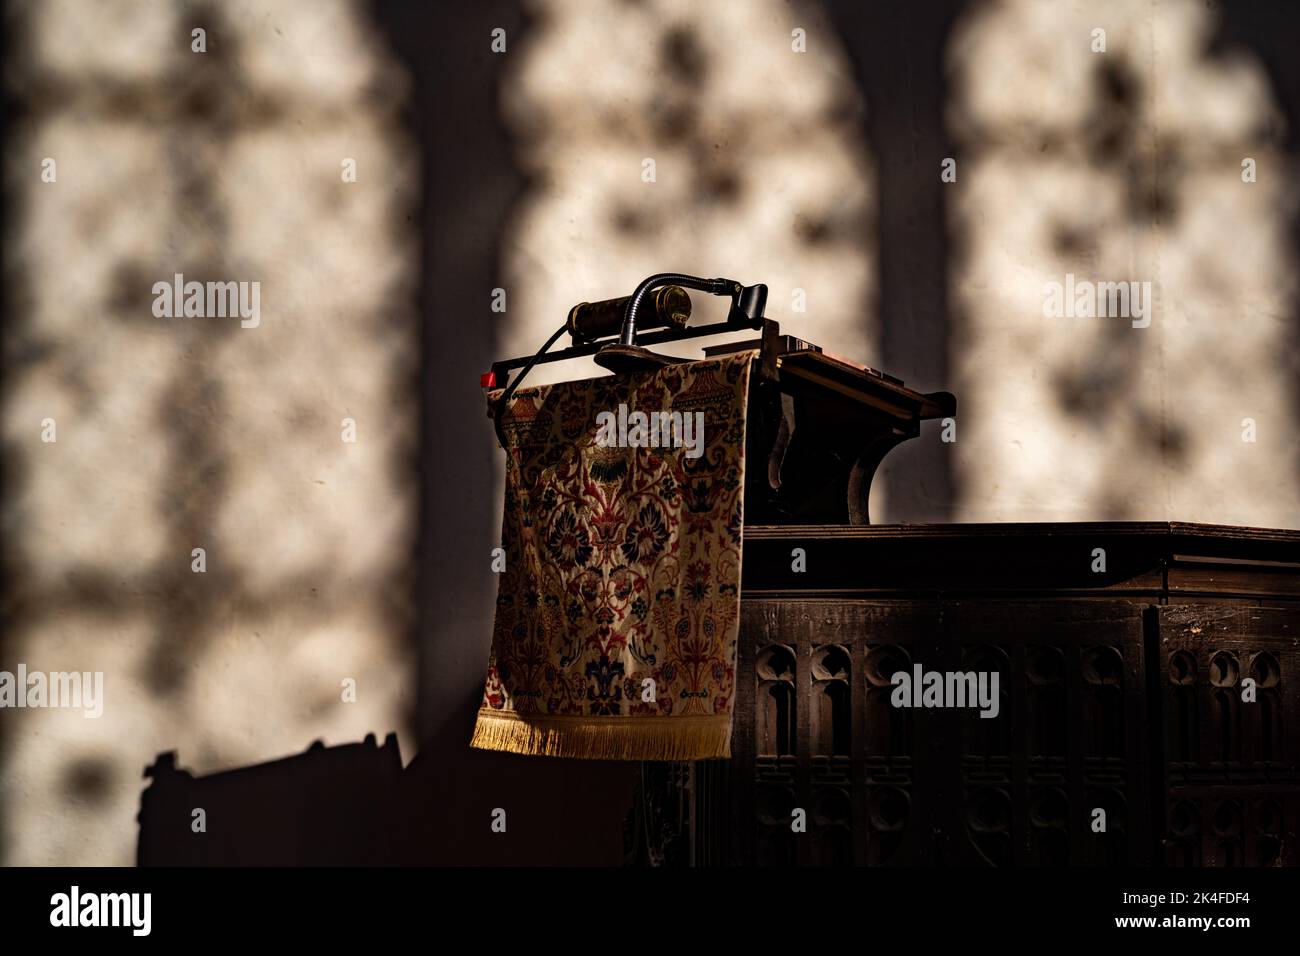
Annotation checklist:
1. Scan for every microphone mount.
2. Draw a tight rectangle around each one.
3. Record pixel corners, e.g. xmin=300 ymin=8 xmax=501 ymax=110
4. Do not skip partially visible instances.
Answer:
xmin=483 ymin=273 xmax=770 ymax=446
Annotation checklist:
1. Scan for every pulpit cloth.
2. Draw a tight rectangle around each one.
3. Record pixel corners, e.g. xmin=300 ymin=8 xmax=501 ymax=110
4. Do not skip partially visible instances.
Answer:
xmin=470 ymin=351 xmax=755 ymax=760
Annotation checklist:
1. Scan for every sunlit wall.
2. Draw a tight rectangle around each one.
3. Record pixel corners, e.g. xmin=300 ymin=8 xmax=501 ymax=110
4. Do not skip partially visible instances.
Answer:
xmin=947 ymin=0 xmax=1299 ymax=525
xmin=498 ymin=0 xmax=876 ymax=386
xmin=1 ymin=0 xmax=419 ymax=864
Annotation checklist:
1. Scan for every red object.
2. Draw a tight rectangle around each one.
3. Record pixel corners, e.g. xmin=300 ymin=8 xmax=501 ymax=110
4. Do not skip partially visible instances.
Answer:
xmin=480 ymin=370 xmax=497 ymax=389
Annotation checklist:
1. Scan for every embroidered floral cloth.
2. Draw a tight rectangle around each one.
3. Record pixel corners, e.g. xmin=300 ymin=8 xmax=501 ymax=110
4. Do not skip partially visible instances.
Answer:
xmin=470 ymin=352 xmax=755 ymax=760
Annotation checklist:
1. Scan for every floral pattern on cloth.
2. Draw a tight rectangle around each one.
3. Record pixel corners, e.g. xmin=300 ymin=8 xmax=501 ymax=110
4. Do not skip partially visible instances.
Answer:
xmin=470 ymin=351 xmax=754 ymax=760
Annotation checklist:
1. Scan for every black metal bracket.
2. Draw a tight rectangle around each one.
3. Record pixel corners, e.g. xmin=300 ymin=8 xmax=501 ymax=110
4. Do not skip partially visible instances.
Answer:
xmin=483 ymin=274 xmax=770 ymax=449
xmin=488 ymin=312 xmax=768 ymax=380
xmin=618 ymin=273 xmax=767 ymax=347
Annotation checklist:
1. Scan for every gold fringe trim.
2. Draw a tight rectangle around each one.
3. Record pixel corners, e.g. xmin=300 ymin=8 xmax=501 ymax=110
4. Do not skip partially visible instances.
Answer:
xmin=469 ymin=709 xmax=733 ymax=761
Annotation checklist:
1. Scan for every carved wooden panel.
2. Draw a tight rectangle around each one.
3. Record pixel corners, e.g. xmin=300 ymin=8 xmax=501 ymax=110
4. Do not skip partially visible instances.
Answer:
xmin=644 ymin=525 xmax=1300 ymax=867
xmin=1156 ymin=605 xmax=1299 ymax=867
